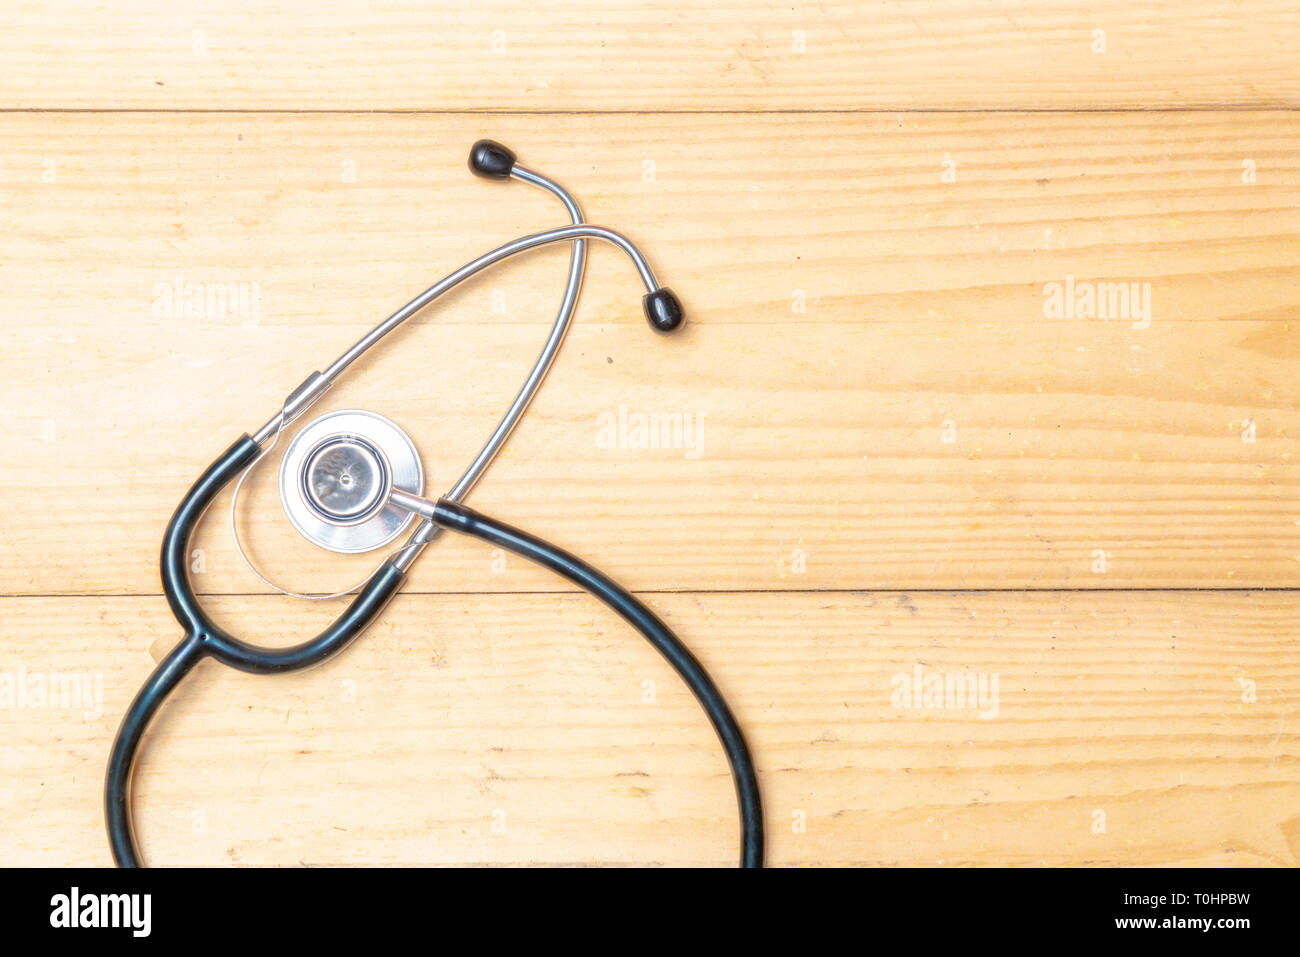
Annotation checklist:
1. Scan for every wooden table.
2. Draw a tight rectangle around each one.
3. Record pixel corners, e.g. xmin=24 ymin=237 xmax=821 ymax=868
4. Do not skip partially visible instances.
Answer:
xmin=2 ymin=2 xmax=1296 ymax=866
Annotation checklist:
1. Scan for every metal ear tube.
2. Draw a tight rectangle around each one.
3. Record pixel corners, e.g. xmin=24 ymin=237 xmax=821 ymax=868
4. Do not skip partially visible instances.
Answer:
xmin=105 ymin=142 xmax=762 ymax=868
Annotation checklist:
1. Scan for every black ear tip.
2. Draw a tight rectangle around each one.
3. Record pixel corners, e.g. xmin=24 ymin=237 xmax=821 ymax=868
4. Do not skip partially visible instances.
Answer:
xmin=469 ymin=139 xmax=516 ymax=179
xmin=643 ymin=288 xmax=685 ymax=334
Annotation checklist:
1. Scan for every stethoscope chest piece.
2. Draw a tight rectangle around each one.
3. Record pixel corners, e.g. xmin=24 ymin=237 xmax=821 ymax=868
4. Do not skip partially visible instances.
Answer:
xmin=278 ymin=408 xmax=423 ymax=553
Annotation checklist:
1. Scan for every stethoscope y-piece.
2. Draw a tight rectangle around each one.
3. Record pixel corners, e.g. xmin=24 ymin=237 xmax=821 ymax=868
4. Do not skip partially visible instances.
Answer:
xmin=105 ymin=141 xmax=763 ymax=868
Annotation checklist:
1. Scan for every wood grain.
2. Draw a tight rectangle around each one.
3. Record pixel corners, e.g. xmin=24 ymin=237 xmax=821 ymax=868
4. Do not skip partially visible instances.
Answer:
xmin=0 ymin=2 xmax=1296 ymax=111
xmin=4 ymin=590 xmax=1297 ymax=866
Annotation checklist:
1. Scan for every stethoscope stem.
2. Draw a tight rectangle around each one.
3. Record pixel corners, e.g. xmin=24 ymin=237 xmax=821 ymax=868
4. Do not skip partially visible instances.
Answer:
xmin=388 ymin=487 xmax=441 ymax=521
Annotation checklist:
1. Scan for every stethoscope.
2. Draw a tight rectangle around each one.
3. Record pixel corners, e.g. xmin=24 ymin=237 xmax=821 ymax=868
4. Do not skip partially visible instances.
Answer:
xmin=105 ymin=141 xmax=764 ymax=868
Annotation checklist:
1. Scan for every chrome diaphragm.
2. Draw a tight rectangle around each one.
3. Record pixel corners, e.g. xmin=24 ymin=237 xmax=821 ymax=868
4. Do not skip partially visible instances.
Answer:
xmin=278 ymin=409 xmax=423 ymax=553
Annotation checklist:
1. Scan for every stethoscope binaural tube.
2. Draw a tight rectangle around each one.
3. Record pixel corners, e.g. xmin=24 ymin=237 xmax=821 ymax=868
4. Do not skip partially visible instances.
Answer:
xmin=105 ymin=142 xmax=763 ymax=868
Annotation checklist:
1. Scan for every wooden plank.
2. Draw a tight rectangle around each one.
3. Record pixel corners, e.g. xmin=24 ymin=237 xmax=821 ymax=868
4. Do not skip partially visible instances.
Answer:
xmin=4 ymin=590 xmax=1296 ymax=866
xmin=0 ymin=2 xmax=1297 ymax=111
xmin=1 ymin=112 xmax=1297 ymax=593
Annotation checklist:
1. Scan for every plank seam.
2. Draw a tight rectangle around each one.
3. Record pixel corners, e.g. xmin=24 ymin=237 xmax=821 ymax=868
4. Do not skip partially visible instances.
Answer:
xmin=1 ymin=107 xmax=1297 ymax=115
xmin=5 ymin=586 xmax=1299 ymax=599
